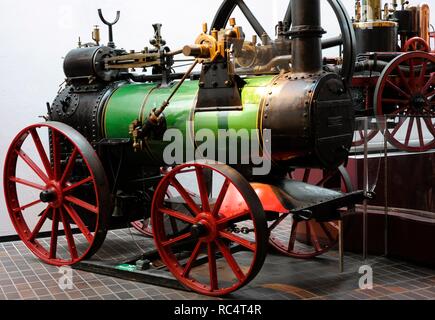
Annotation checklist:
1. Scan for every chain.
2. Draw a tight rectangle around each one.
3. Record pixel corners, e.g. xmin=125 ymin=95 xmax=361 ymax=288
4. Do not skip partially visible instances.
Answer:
xmin=227 ymin=224 xmax=254 ymax=235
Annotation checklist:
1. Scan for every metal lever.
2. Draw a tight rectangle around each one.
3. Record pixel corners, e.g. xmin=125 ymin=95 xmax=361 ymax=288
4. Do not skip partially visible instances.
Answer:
xmin=98 ymin=9 xmax=120 ymax=48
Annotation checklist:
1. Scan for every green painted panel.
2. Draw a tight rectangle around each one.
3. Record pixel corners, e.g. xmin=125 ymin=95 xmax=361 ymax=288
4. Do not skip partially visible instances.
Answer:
xmin=103 ymin=75 xmax=273 ymax=164
xmin=104 ymin=83 xmax=156 ymax=138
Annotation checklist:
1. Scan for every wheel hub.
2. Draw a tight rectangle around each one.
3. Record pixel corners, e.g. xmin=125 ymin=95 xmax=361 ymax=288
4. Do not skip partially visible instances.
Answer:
xmin=40 ymin=189 xmax=57 ymax=203
xmin=411 ymin=94 xmax=427 ymax=110
xmin=40 ymin=182 xmax=63 ymax=208
xmin=190 ymin=213 xmax=218 ymax=242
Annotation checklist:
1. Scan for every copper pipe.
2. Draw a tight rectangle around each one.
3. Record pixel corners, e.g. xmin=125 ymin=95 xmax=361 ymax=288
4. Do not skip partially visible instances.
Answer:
xmin=420 ymin=4 xmax=430 ymax=44
xmin=361 ymin=0 xmax=381 ymax=21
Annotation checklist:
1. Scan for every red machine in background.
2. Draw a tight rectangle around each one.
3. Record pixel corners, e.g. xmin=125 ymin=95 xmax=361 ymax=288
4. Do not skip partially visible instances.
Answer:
xmin=350 ymin=0 xmax=435 ymax=151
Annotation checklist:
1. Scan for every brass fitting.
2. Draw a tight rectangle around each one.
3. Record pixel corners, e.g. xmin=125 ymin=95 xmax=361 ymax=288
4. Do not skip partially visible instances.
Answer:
xmin=92 ymin=25 xmax=100 ymax=45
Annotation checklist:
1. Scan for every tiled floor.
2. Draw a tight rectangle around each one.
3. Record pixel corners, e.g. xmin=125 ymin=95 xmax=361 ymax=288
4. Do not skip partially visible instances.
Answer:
xmin=0 ymin=229 xmax=434 ymax=300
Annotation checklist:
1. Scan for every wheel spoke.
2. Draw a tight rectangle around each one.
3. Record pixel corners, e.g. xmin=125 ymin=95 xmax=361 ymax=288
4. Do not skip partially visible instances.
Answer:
xmin=159 ymin=207 xmax=196 ymax=224
xmin=382 ymin=98 xmax=409 ymax=105
xmin=60 ymin=148 xmax=79 ymax=185
xmin=419 ymin=61 xmax=428 ymax=86
xmin=317 ymin=170 xmax=336 ymax=187
xmin=422 ymin=73 xmax=435 ymax=94
xmin=215 ymin=239 xmax=245 ymax=282
xmin=212 ymin=178 xmax=230 ymax=217
xmin=63 ymin=176 xmax=93 ymax=193
xmin=60 ymin=208 xmax=78 ymax=260
xmin=287 ymin=219 xmax=299 ymax=252
xmin=302 ymin=169 xmax=311 ymax=183
xmin=16 ymin=149 xmax=49 ymax=183
xmin=386 ymin=80 xmax=411 ymax=99
xmin=182 ymin=241 xmax=203 ymax=277
xmin=169 ymin=216 xmax=179 ymax=234
xmin=319 ymin=222 xmax=336 ymax=243
xmin=49 ymin=209 xmax=59 ymax=259
xmin=308 ymin=221 xmax=322 ymax=252
xmin=28 ymin=206 xmax=51 ymax=241
xmin=9 ymin=177 xmax=45 ymax=190
xmin=161 ymin=232 xmax=191 ymax=248
xmin=328 ymin=221 xmax=340 ymax=231
xmin=423 ymin=118 xmax=435 ymax=135
xmin=30 ymin=129 xmax=53 ymax=179
xmin=13 ymin=199 xmax=42 ymax=213
xmin=218 ymin=231 xmax=255 ymax=252
xmin=283 ymin=0 xmax=292 ymax=29
xmin=63 ymin=204 xmax=94 ymax=243
xmin=416 ymin=117 xmax=425 ymax=146
xmin=402 ymin=118 xmax=414 ymax=146
xmin=409 ymin=59 xmax=415 ymax=90
xmin=268 ymin=212 xmax=291 ymax=232
xmin=65 ymin=196 xmax=98 ymax=214
xmin=391 ymin=118 xmax=406 ymax=136
xmin=170 ymin=178 xmax=201 ymax=216
xmin=396 ymin=66 xmax=412 ymax=94
xmin=51 ymin=130 xmax=61 ymax=180
xmin=195 ymin=167 xmax=210 ymax=212
xmin=217 ymin=210 xmax=250 ymax=226
xmin=207 ymin=242 xmax=218 ymax=291
xmin=237 ymin=0 xmax=270 ymax=41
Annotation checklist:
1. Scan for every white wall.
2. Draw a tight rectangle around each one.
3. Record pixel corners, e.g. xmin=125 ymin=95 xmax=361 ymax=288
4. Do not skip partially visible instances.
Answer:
xmin=0 ymin=0 xmax=434 ymax=236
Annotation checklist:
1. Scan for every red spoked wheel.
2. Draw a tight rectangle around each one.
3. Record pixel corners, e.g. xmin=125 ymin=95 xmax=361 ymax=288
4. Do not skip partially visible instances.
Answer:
xmin=402 ymin=37 xmax=430 ymax=52
xmin=374 ymin=52 xmax=435 ymax=152
xmin=268 ymin=166 xmax=353 ymax=259
xmin=151 ymin=161 xmax=268 ymax=296
xmin=131 ymin=188 xmax=195 ymax=238
xmin=3 ymin=122 xmax=109 ymax=266
xmin=352 ymin=128 xmax=379 ymax=147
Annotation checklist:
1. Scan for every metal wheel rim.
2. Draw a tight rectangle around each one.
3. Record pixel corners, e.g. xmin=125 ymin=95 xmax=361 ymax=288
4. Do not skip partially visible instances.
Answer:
xmin=374 ymin=52 xmax=435 ymax=152
xmin=3 ymin=122 xmax=109 ymax=266
xmin=151 ymin=161 xmax=268 ymax=296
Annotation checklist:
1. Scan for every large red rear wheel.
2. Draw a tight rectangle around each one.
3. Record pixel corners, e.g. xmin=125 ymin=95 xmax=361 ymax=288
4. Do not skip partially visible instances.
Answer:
xmin=3 ymin=122 xmax=109 ymax=266
xmin=374 ymin=52 xmax=435 ymax=152
xmin=151 ymin=161 xmax=268 ymax=296
xmin=268 ymin=166 xmax=353 ymax=259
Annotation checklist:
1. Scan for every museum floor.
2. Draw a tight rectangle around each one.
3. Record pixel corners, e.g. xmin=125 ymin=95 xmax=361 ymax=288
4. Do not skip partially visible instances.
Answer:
xmin=0 ymin=229 xmax=434 ymax=300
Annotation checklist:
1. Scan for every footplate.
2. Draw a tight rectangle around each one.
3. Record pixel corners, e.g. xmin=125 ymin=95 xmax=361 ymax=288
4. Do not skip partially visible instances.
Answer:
xmin=274 ymin=179 xmax=365 ymax=221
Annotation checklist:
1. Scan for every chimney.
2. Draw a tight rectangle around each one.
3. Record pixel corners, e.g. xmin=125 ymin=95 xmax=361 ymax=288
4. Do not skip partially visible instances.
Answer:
xmin=290 ymin=0 xmax=325 ymax=74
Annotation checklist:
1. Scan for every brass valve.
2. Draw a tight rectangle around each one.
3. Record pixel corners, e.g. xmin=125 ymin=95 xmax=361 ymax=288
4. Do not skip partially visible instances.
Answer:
xmin=182 ymin=18 xmax=244 ymax=62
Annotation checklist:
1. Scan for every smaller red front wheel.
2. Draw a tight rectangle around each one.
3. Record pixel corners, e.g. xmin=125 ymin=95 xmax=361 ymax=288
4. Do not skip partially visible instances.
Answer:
xmin=402 ymin=37 xmax=430 ymax=52
xmin=3 ymin=122 xmax=110 ymax=266
xmin=152 ymin=161 xmax=268 ymax=296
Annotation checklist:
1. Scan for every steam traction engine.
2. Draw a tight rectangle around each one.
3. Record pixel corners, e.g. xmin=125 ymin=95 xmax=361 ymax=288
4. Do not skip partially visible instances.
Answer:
xmin=3 ymin=0 xmax=366 ymax=296
xmin=350 ymin=0 xmax=435 ymax=151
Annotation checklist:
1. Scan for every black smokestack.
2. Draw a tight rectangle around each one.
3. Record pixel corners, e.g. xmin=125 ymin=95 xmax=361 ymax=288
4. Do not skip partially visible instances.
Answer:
xmin=290 ymin=0 xmax=325 ymax=73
